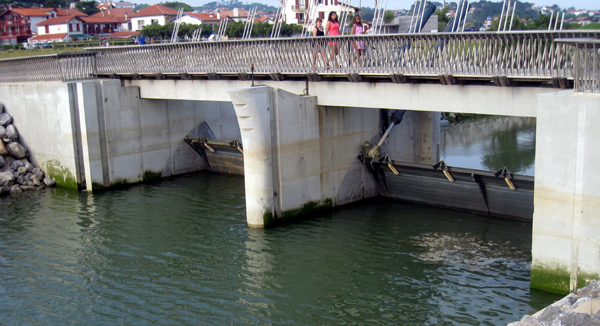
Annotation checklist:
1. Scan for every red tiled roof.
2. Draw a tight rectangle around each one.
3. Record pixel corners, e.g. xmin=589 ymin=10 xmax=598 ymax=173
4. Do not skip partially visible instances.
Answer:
xmin=106 ymin=30 xmax=140 ymax=39
xmin=55 ymin=8 xmax=87 ymax=16
xmin=130 ymin=4 xmax=179 ymax=18
xmin=91 ymin=8 xmax=134 ymax=18
xmin=97 ymin=3 xmax=112 ymax=10
xmin=219 ymin=9 xmax=249 ymax=18
xmin=9 ymin=8 xmax=50 ymax=17
xmin=185 ymin=13 xmax=221 ymax=21
xmin=37 ymin=15 xmax=82 ymax=26
xmin=30 ymin=33 xmax=68 ymax=41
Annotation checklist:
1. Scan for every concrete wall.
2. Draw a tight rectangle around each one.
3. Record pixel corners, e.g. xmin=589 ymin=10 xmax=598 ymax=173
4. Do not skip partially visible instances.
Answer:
xmin=0 ymin=82 xmax=82 ymax=188
xmin=0 ymin=80 xmax=240 ymax=190
xmin=125 ymin=79 xmax=546 ymax=117
xmin=532 ymin=90 xmax=600 ymax=294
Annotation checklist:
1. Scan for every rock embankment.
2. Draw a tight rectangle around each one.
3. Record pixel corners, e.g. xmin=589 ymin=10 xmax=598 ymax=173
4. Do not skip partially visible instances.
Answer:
xmin=0 ymin=104 xmax=55 ymax=195
xmin=508 ymin=280 xmax=600 ymax=326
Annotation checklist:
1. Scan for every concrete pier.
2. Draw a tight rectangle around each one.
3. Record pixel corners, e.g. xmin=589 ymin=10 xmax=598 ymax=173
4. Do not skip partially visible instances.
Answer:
xmin=229 ymin=85 xmax=440 ymax=227
xmin=532 ymin=90 xmax=600 ymax=294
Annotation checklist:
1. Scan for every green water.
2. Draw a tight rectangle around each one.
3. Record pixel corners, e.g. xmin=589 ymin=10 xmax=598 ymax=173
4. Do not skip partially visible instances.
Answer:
xmin=0 ymin=172 xmax=561 ymax=325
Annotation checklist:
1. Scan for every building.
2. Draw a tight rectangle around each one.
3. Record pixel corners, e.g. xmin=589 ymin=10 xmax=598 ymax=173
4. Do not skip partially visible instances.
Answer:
xmin=114 ymin=1 xmax=135 ymax=9
xmin=0 ymin=8 xmax=50 ymax=44
xmin=218 ymin=8 xmax=249 ymax=22
xmin=90 ymin=8 xmax=134 ymax=32
xmin=168 ymin=13 xmax=221 ymax=29
xmin=284 ymin=0 xmax=357 ymax=26
xmin=129 ymin=4 xmax=179 ymax=31
xmin=386 ymin=15 xmax=439 ymax=33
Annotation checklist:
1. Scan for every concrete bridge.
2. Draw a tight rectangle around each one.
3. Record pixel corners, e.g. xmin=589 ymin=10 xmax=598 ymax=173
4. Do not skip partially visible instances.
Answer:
xmin=0 ymin=32 xmax=598 ymax=295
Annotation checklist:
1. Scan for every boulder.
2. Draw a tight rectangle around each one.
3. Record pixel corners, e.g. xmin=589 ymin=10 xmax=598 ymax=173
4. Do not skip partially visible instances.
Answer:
xmin=578 ymin=281 xmax=600 ymax=299
xmin=24 ymin=162 xmax=33 ymax=173
xmin=5 ymin=125 xmax=17 ymax=142
xmin=9 ymin=184 xmax=22 ymax=194
xmin=517 ymin=315 xmax=543 ymax=326
xmin=6 ymin=142 xmax=27 ymax=159
xmin=0 ymin=170 xmax=14 ymax=187
xmin=0 ymin=140 xmax=6 ymax=156
xmin=0 ymin=103 xmax=4 ymax=114
xmin=17 ymin=166 xmax=27 ymax=175
xmin=32 ymin=167 xmax=44 ymax=181
xmin=553 ymin=312 xmax=600 ymax=326
xmin=43 ymin=177 xmax=55 ymax=187
xmin=17 ymin=175 xmax=29 ymax=185
xmin=10 ymin=159 xmax=23 ymax=171
xmin=0 ymin=185 xmax=10 ymax=195
xmin=20 ymin=185 xmax=35 ymax=191
xmin=0 ymin=155 xmax=4 ymax=168
xmin=0 ymin=126 xmax=5 ymax=139
xmin=0 ymin=112 xmax=12 ymax=126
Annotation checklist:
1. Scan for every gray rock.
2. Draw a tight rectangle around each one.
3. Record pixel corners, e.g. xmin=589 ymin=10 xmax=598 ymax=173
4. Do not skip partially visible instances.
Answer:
xmin=0 ymin=103 xmax=5 ymax=114
xmin=17 ymin=166 xmax=27 ymax=175
xmin=12 ymin=171 xmax=18 ymax=179
xmin=550 ymin=312 xmax=600 ymax=326
xmin=5 ymin=125 xmax=17 ymax=142
xmin=31 ymin=167 xmax=44 ymax=181
xmin=0 ymin=155 xmax=5 ymax=168
xmin=6 ymin=142 xmax=27 ymax=159
xmin=0 ymin=185 xmax=10 ymax=194
xmin=552 ymin=293 xmax=580 ymax=312
xmin=0 ymin=112 xmax=12 ymax=126
xmin=20 ymin=185 xmax=35 ymax=191
xmin=17 ymin=175 xmax=29 ymax=185
xmin=571 ymin=297 xmax=600 ymax=315
xmin=578 ymin=281 xmax=600 ymax=299
xmin=533 ymin=306 xmax=561 ymax=323
xmin=0 ymin=126 xmax=5 ymax=139
xmin=24 ymin=162 xmax=33 ymax=173
xmin=32 ymin=177 xmax=41 ymax=186
xmin=9 ymin=184 xmax=22 ymax=194
xmin=0 ymin=171 xmax=14 ymax=187
xmin=10 ymin=159 xmax=23 ymax=171
xmin=43 ymin=177 xmax=56 ymax=187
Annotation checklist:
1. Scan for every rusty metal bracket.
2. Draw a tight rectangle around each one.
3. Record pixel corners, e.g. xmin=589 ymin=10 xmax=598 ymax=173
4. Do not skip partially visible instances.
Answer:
xmin=494 ymin=167 xmax=516 ymax=190
xmin=433 ymin=160 xmax=455 ymax=182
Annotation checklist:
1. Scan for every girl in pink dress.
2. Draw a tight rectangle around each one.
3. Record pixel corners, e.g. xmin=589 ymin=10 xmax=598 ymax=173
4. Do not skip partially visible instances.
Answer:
xmin=325 ymin=11 xmax=341 ymax=68
xmin=351 ymin=15 xmax=368 ymax=67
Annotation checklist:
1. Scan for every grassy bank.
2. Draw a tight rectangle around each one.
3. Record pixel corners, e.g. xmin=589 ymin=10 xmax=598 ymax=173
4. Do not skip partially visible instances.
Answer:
xmin=0 ymin=47 xmax=87 ymax=60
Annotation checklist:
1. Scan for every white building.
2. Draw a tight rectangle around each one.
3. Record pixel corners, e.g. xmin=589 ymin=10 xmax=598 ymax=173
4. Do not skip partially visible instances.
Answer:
xmin=284 ymin=0 xmax=357 ymax=27
xmin=129 ymin=4 xmax=178 ymax=31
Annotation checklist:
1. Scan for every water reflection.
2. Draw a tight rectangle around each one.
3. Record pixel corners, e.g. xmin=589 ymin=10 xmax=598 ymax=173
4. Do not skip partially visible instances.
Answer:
xmin=0 ymin=174 xmax=562 ymax=325
xmin=442 ymin=116 xmax=536 ymax=175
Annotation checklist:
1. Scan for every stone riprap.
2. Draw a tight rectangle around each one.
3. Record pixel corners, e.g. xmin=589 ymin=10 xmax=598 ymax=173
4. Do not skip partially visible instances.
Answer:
xmin=0 ymin=104 xmax=55 ymax=195
xmin=508 ymin=280 xmax=600 ymax=326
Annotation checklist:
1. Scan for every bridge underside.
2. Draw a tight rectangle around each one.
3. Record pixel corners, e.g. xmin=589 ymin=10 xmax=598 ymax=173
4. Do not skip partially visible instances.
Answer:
xmin=123 ymin=78 xmax=551 ymax=118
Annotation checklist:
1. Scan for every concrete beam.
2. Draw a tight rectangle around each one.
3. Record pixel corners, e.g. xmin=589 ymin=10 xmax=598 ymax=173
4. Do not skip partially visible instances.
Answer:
xmin=125 ymin=79 xmax=546 ymax=117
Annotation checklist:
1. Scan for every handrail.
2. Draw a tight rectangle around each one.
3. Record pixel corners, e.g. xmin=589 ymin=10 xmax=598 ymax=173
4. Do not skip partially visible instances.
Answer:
xmin=555 ymin=38 xmax=600 ymax=93
xmin=0 ymin=31 xmax=598 ymax=84
xmin=0 ymin=52 xmax=96 ymax=83
xmin=87 ymin=31 xmax=600 ymax=78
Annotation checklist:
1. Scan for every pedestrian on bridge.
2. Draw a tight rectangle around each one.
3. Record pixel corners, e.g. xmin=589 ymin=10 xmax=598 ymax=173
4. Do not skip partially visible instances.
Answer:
xmin=326 ymin=11 xmax=341 ymax=69
xmin=352 ymin=15 xmax=368 ymax=67
xmin=312 ymin=18 xmax=329 ymax=70
xmin=138 ymin=34 xmax=146 ymax=45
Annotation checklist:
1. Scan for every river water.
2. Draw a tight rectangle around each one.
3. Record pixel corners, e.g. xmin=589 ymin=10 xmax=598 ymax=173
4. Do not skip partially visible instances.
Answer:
xmin=1 ymin=116 xmax=561 ymax=325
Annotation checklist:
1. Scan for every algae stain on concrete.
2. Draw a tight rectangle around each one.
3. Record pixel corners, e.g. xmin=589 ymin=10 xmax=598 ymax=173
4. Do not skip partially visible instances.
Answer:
xmin=45 ymin=160 xmax=79 ymax=189
xmin=280 ymin=199 xmax=334 ymax=222
xmin=531 ymin=264 xmax=571 ymax=295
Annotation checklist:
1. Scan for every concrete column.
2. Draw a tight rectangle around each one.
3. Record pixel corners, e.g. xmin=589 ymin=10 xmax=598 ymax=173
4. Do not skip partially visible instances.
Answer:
xmin=532 ymin=90 xmax=600 ymax=294
xmin=229 ymin=86 xmax=276 ymax=227
xmin=76 ymin=81 xmax=109 ymax=192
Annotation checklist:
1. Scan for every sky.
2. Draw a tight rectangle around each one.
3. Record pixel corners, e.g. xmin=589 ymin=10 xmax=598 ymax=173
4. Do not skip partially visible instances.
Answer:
xmin=141 ymin=0 xmax=599 ymax=11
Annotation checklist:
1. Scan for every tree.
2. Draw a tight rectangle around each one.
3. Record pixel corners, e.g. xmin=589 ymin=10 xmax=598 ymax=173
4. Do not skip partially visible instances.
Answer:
xmin=435 ymin=6 xmax=451 ymax=31
xmin=383 ymin=10 xmax=395 ymax=24
xmin=135 ymin=3 xmax=150 ymax=11
xmin=76 ymin=1 xmax=100 ymax=16
xmin=162 ymin=1 xmax=193 ymax=12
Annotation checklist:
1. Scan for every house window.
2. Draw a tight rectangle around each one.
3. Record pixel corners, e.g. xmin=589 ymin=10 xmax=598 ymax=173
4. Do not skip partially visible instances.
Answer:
xmin=151 ymin=19 xmax=158 ymax=24
xmin=138 ymin=20 xmax=144 ymax=29
xmin=45 ymin=25 xmax=49 ymax=33
xmin=69 ymin=23 xmax=73 ymax=32
xmin=77 ymin=24 xmax=80 ymax=31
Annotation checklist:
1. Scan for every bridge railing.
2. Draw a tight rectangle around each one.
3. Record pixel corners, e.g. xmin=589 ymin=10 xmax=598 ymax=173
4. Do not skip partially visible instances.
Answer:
xmin=89 ymin=31 xmax=600 ymax=80
xmin=0 ymin=52 xmax=96 ymax=83
xmin=556 ymin=38 xmax=600 ymax=93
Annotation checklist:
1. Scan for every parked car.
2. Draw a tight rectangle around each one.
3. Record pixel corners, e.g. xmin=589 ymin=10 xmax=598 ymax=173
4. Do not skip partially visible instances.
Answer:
xmin=36 ymin=42 xmax=53 ymax=49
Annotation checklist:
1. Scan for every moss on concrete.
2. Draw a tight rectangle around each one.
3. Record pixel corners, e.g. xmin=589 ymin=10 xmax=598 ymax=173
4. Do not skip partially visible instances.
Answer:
xmin=91 ymin=182 xmax=105 ymax=191
xmin=577 ymin=271 xmax=600 ymax=290
xmin=531 ymin=264 xmax=571 ymax=295
xmin=143 ymin=170 xmax=162 ymax=183
xmin=280 ymin=199 xmax=333 ymax=222
xmin=45 ymin=159 xmax=79 ymax=190
xmin=263 ymin=211 xmax=275 ymax=228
